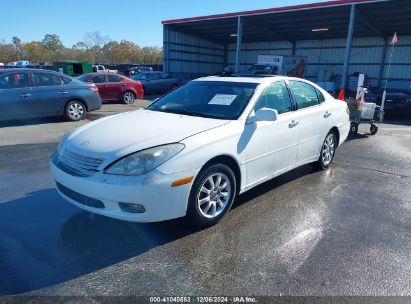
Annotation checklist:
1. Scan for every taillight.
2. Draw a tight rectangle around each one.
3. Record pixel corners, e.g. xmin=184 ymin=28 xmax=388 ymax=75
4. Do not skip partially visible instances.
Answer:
xmin=88 ymin=85 xmax=99 ymax=94
xmin=136 ymin=81 xmax=142 ymax=89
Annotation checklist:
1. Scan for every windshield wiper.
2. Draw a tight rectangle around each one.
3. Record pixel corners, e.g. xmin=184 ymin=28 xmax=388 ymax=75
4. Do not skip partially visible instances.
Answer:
xmin=152 ymin=107 xmax=218 ymax=119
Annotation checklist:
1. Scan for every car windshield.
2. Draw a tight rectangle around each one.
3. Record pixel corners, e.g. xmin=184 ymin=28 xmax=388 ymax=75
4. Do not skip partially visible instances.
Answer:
xmin=147 ymin=81 xmax=258 ymax=120
xmin=132 ymin=73 xmax=149 ymax=80
xmin=385 ymin=80 xmax=411 ymax=90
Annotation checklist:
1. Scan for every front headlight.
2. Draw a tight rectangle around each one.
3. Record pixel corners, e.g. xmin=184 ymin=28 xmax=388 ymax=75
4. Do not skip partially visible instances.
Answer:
xmin=105 ymin=143 xmax=185 ymax=176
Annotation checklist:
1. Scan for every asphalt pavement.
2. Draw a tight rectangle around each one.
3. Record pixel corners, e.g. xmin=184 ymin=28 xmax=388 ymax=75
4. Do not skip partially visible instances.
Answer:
xmin=0 ymin=101 xmax=410 ymax=297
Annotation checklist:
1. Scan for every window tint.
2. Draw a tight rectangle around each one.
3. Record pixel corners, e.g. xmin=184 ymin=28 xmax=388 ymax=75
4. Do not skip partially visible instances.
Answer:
xmin=289 ymin=81 xmax=319 ymax=109
xmin=254 ymin=81 xmax=292 ymax=114
xmin=92 ymin=75 xmax=106 ymax=83
xmin=149 ymin=73 xmax=160 ymax=80
xmin=61 ymin=76 xmax=72 ymax=84
xmin=107 ymin=75 xmax=123 ymax=82
xmin=0 ymin=73 xmax=28 ymax=89
xmin=160 ymin=73 xmax=171 ymax=79
xmin=316 ymin=88 xmax=325 ymax=102
xmin=32 ymin=73 xmax=62 ymax=87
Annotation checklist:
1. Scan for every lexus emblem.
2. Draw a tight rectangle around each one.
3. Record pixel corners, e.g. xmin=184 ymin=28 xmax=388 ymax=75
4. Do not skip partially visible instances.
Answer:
xmin=79 ymin=141 xmax=90 ymax=147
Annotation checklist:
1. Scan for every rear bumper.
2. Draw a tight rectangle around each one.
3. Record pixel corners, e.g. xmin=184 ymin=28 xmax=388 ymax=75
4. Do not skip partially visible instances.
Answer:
xmin=84 ymin=93 xmax=102 ymax=111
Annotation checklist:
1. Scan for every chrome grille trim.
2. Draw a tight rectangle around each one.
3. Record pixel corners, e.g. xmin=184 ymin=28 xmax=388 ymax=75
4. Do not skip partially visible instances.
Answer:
xmin=61 ymin=149 xmax=105 ymax=172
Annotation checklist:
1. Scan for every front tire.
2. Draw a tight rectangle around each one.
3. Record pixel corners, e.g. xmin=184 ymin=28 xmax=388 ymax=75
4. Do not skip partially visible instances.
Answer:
xmin=187 ymin=164 xmax=236 ymax=227
xmin=317 ymin=132 xmax=337 ymax=170
xmin=65 ymin=100 xmax=86 ymax=121
xmin=122 ymin=91 xmax=136 ymax=104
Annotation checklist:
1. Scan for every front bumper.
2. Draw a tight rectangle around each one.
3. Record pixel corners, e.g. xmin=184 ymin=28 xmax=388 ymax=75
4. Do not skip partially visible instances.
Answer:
xmin=50 ymin=152 xmax=197 ymax=222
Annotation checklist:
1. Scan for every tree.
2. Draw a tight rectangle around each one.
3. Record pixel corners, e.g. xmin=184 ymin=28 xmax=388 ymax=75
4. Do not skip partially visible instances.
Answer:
xmin=42 ymin=34 xmax=64 ymax=62
xmin=84 ymin=31 xmax=110 ymax=63
xmin=23 ymin=41 xmax=45 ymax=63
xmin=11 ymin=36 xmax=24 ymax=59
xmin=0 ymin=42 xmax=17 ymax=63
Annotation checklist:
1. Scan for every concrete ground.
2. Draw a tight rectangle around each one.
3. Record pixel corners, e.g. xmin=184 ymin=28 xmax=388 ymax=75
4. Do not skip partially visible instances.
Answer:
xmin=0 ymin=100 xmax=410 ymax=297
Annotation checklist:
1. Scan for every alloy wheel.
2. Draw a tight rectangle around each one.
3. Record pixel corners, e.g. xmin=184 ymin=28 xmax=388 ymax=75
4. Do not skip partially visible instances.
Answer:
xmin=197 ymin=173 xmax=231 ymax=219
xmin=123 ymin=92 xmax=135 ymax=104
xmin=68 ymin=102 xmax=84 ymax=120
xmin=321 ymin=134 xmax=335 ymax=166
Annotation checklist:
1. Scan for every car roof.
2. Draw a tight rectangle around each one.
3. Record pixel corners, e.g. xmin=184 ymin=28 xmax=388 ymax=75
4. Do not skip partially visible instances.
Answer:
xmin=194 ymin=75 xmax=315 ymax=84
xmin=0 ymin=68 xmax=62 ymax=75
xmin=138 ymin=71 xmax=162 ymax=74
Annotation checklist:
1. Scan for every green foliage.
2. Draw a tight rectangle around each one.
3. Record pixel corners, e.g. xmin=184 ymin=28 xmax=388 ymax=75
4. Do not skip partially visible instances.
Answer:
xmin=0 ymin=33 xmax=162 ymax=65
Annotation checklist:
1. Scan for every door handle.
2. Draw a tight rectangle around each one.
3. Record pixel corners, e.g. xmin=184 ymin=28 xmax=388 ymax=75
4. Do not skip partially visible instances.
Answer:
xmin=324 ymin=111 xmax=332 ymax=118
xmin=289 ymin=120 xmax=299 ymax=128
xmin=59 ymin=91 xmax=68 ymax=95
xmin=121 ymin=84 xmax=127 ymax=87
xmin=20 ymin=93 xmax=31 ymax=98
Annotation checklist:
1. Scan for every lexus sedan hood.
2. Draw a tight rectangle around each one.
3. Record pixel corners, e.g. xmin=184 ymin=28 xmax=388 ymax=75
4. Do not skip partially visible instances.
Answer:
xmin=63 ymin=109 xmax=228 ymax=165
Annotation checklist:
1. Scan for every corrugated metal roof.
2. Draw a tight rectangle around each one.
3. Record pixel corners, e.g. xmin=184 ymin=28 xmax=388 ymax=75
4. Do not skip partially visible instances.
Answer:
xmin=162 ymin=0 xmax=387 ymax=24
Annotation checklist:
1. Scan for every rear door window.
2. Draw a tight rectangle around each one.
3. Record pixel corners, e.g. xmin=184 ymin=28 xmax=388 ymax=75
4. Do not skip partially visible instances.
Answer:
xmin=149 ymin=73 xmax=160 ymax=80
xmin=160 ymin=73 xmax=171 ymax=79
xmin=107 ymin=75 xmax=123 ymax=83
xmin=0 ymin=72 xmax=28 ymax=89
xmin=32 ymin=73 xmax=62 ymax=87
xmin=289 ymin=81 xmax=320 ymax=109
xmin=92 ymin=75 xmax=106 ymax=83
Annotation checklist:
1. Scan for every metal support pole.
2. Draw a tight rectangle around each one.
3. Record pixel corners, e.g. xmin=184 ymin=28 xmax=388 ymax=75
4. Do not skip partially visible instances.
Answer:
xmin=163 ymin=24 xmax=169 ymax=73
xmin=235 ymin=16 xmax=243 ymax=72
xmin=341 ymin=4 xmax=356 ymax=90
xmin=292 ymin=41 xmax=296 ymax=56
xmin=378 ymin=37 xmax=388 ymax=87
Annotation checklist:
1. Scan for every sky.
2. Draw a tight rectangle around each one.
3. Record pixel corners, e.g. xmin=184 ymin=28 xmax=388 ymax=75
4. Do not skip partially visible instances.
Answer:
xmin=1 ymin=0 xmax=330 ymax=47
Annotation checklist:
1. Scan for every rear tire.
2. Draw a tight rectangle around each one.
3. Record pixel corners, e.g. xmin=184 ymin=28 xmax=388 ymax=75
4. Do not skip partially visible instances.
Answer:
xmin=316 ymin=132 xmax=337 ymax=170
xmin=122 ymin=91 xmax=135 ymax=104
xmin=187 ymin=164 xmax=236 ymax=227
xmin=370 ymin=124 xmax=378 ymax=135
xmin=350 ymin=122 xmax=358 ymax=134
xmin=64 ymin=100 xmax=86 ymax=121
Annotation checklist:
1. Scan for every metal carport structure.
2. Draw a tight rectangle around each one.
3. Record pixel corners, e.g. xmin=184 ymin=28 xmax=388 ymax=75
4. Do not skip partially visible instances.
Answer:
xmin=162 ymin=0 xmax=411 ymax=89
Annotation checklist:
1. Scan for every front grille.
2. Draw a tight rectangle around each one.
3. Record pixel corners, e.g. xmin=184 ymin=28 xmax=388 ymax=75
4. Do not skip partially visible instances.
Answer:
xmin=56 ymin=182 xmax=105 ymax=209
xmin=61 ymin=149 xmax=105 ymax=172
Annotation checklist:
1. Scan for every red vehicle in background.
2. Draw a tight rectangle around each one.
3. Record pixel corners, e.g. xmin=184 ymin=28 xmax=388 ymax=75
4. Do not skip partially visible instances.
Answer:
xmin=77 ymin=73 xmax=144 ymax=104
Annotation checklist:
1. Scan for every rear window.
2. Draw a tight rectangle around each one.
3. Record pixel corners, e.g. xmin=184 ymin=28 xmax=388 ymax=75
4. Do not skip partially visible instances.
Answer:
xmin=107 ymin=75 xmax=123 ymax=82
xmin=77 ymin=74 xmax=90 ymax=82
xmin=32 ymin=73 xmax=62 ymax=87
xmin=61 ymin=76 xmax=72 ymax=84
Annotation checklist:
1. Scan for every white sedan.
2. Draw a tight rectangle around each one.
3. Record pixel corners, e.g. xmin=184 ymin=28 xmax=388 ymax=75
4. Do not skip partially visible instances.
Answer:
xmin=50 ymin=76 xmax=350 ymax=227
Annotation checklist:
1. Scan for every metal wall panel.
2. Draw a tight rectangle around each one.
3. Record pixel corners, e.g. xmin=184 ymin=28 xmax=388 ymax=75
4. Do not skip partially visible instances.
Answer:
xmin=164 ymin=29 xmax=225 ymax=79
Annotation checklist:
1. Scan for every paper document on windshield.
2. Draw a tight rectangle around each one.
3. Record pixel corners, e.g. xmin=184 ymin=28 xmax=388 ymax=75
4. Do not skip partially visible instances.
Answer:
xmin=208 ymin=94 xmax=237 ymax=106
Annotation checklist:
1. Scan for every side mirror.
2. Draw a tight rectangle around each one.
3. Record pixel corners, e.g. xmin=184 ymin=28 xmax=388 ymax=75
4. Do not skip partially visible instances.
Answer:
xmin=247 ymin=108 xmax=278 ymax=124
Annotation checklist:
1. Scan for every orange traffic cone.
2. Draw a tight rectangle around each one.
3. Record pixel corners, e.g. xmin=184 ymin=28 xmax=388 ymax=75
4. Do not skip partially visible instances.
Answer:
xmin=337 ymin=89 xmax=345 ymax=101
